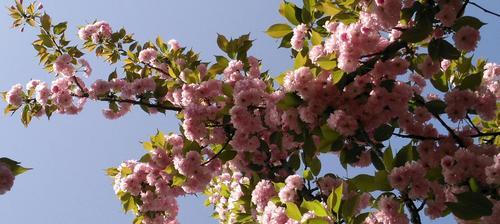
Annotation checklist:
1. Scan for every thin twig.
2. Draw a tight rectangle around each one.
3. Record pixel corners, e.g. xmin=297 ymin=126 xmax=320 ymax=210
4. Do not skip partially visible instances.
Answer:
xmin=469 ymin=2 xmax=500 ymax=17
xmin=71 ymin=94 xmax=182 ymax=112
xmin=465 ymin=114 xmax=482 ymax=135
xmin=393 ymin=132 xmax=500 ymax=140
xmin=72 ymin=76 xmax=87 ymax=96
xmin=144 ymin=63 xmax=170 ymax=77
xmin=392 ymin=133 xmax=440 ymax=141
xmin=417 ymin=200 xmax=427 ymax=211
xmin=470 ymin=132 xmax=500 ymax=138
xmin=201 ymin=132 xmax=234 ymax=166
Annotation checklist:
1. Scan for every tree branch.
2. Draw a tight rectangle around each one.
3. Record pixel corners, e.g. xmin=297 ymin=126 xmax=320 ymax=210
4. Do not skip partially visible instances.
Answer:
xmin=470 ymin=131 xmax=500 ymax=138
xmin=144 ymin=63 xmax=170 ymax=77
xmin=71 ymin=94 xmax=182 ymax=112
xmin=402 ymin=193 xmax=422 ymax=224
xmin=393 ymin=131 xmax=499 ymax=140
xmin=465 ymin=114 xmax=482 ymax=135
xmin=469 ymin=2 xmax=500 ymax=17
xmin=392 ymin=133 xmax=440 ymax=141
xmin=201 ymin=132 xmax=234 ymax=166
xmin=457 ymin=0 xmax=470 ymax=18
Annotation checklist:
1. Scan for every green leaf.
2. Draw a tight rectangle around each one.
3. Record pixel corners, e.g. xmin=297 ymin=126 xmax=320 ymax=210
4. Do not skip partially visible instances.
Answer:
xmin=339 ymin=146 xmax=362 ymax=168
xmin=288 ymin=153 xmax=301 ymax=171
xmin=428 ymin=39 xmax=460 ymax=60
xmin=151 ymin=131 xmax=166 ymax=148
xmin=452 ymin=16 xmax=486 ymax=31
xmin=121 ymin=193 xmax=138 ymax=213
xmin=383 ymin=147 xmax=394 ymax=171
xmin=4 ymin=104 xmax=19 ymax=116
xmin=302 ymin=134 xmax=317 ymax=160
xmin=318 ymin=125 xmax=340 ymax=152
xmin=305 ymin=218 xmax=329 ymax=224
xmin=108 ymin=70 xmax=118 ymax=82
xmin=286 ymin=202 xmax=302 ymax=221
xmin=303 ymin=0 xmax=315 ymax=12
xmin=331 ymin=70 xmax=344 ymax=84
xmin=311 ymin=30 xmax=322 ymax=45
xmin=425 ymin=100 xmax=447 ymax=115
xmin=142 ymin=141 xmax=153 ymax=151
xmin=316 ymin=57 xmax=337 ymax=70
xmin=468 ymin=178 xmax=479 ymax=192
xmin=294 ymin=51 xmax=307 ymax=69
xmin=277 ymin=92 xmax=303 ymax=110
xmin=0 ymin=157 xmax=31 ymax=176
xmin=393 ymin=143 xmax=418 ymax=167
xmin=327 ymin=183 xmax=343 ymax=214
xmin=371 ymin=150 xmax=385 ymax=171
xmin=301 ymin=7 xmax=312 ymax=24
xmin=341 ymin=194 xmax=359 ymax=218
xmin=349 ymin=175 xmax=374 ymax=192
xmin=349 ymin=171 xmax=392 ymax=192
xmin=40 ymin=13 xmax=51 ymax=31
xmin=219 ymin=149 xmax=237 ymax=162
xmin=446 ymin=192 xmax=493 ymax=220
xmin=172 ymin=175 xmax=187 ymax=187
xmin=317 ymin=2 xmax=341 ymax=17
xmin=156 ymin=36 xmax=167 ymax=52
xmin=303 ymin=169 xmax=314 ymax=180
xmin=266 ymin=24 xmax=292 ymax=38
xmin=279 ymin=32 xmax=293 ymax=49
xmin=310 ymin=156 xmax=322 ymax=176
xmin=53 ymin=22 xmax=67 ymax=35
xmin=459 ymin=72 xmax=483 ymax=91
xmin=133 ymin=216 xmax=144 ymax=224
xmin=217 ymin=34 xmax=229 ymax=52
xmin=120 ymin=166 xmax=132 ymax=176
xmin=301 ymin=200 xmax=328 ymax=217
xmin=374 ymin=124 xmax=394 ymax=142
xmin=139 ymin=154 xmax=151 ymax=163
xmin=280 ymin=2 xmax=300 ymax=25
xmin=374 ymin=170 xmax=392 ymax=191
xmin=21 ymin=105 xmax=32 ymax=127
xmin=222 ymin=82 xmax=233 ymax=97
xmin=401 ymin=18 xmax=432 ymax=43
xmin=321 ymin=124 xmax=340 ymax=142
xmin=353 ymin=213 xmax=370 ymax=224
xmin=106 ymin=167 xmax=119 ymax=177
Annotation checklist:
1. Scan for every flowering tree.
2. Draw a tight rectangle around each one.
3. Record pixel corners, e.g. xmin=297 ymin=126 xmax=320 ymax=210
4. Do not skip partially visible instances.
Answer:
xmin=2 ymin=0 xmax=500 ymax=223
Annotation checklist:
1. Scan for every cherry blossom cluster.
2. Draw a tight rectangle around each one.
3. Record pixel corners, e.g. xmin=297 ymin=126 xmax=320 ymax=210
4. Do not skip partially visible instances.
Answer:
xmin=78 ymin=21 xmax=113 ymax=43
xmin=389 ymin=162 xmax=430 ymax=199
xmin=111 ymin=134 xmax=222 ymax=224
xmin=364 ymin=196 xmax=410 ymax=224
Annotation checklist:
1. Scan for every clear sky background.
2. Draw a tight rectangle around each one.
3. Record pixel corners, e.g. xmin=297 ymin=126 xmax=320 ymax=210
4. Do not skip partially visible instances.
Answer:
xmin=0 ymin=1 xmax=498 ymax=223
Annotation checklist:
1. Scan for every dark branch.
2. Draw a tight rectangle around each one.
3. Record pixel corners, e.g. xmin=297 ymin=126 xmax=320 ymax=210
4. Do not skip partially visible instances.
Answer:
xmin=72 ymin=76 xmax=87 ymax=96
xmin=201 ymin=132 xmax=234 ymax=166
xmin=392 ymin=133 xmax=440 ymax=141
xmin=457 ymin=0 xmax=470 ymax=18
xmin=469 ymin=2 xmax=500 ymax=17
xmin=417 ymin=200 xmax=426 ymax=211
xmin=402 ymin=193 xmax=422 ymax=224
xmin=71 ymin=94 xmax=182 ymax=112
xmin=470 ymin=131 xmax=500 ymax=138
xmin=144 ymin=63 xmax=170 ymax=77
xmin=465 ymin=114 xmax=482 ymax=135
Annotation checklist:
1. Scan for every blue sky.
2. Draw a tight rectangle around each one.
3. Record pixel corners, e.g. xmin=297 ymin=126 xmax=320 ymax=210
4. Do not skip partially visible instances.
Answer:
xmin=0 ymin=1 xmax=498 ymax=223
